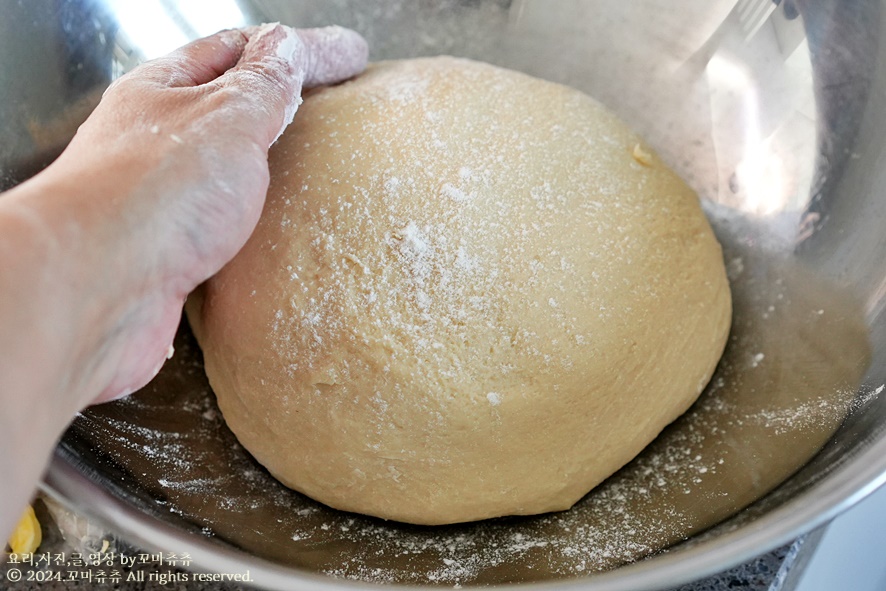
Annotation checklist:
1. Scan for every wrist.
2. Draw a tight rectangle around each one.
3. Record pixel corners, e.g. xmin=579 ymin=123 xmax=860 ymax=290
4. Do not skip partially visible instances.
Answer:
xmin=0 ymin=168 xmax=133 ymax=410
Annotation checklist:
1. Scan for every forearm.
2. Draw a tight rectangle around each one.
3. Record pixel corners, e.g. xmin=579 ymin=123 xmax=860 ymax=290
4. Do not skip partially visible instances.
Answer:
xmin=0 ymin=173 xmax=111 ymax=541
xmin=0 ymin=156 xmax=198 ymax=544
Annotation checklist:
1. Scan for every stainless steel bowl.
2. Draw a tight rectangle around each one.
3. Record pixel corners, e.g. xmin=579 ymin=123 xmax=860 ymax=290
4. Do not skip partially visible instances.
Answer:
xmin=3 ymin=1 xmax=885 ymax=589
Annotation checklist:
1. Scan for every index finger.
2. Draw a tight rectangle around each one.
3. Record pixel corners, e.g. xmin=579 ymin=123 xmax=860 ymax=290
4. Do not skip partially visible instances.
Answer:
xmin=115 ymin=28 xmax=250 ymax=88
xmin=222 ymin=23 xmax=368 ymax=146
xmin=297 ymin=26 xmax=371 ymax=88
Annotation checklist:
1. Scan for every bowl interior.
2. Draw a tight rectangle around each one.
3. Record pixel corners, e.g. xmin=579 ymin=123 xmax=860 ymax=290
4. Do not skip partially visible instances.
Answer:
xmin=3 ymin=1 xmax=885 ymax=589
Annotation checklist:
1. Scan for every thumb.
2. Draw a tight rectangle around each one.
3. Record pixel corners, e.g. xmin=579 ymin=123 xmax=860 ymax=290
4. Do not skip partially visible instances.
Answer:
xmin=223 ymin=23 xmax=368 ymax=146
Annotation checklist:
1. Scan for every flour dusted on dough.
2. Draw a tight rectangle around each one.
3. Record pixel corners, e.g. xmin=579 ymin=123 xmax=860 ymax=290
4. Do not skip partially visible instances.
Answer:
xmin=186 ymin=57 xmax=731 ymax=525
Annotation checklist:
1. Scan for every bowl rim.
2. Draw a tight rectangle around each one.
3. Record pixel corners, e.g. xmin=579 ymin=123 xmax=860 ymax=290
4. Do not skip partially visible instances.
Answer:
xmin=43 ymin=427 xmax=886 ymax=591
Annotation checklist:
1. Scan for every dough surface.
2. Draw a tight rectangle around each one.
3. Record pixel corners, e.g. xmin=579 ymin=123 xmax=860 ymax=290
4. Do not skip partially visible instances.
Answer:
xmin=187 ymin=57 xmax=731 ymax=525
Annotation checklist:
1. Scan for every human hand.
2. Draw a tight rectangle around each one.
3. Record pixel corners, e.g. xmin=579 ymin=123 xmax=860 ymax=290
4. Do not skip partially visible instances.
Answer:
xmin=2 ymin=24 xmax=367 ymax=407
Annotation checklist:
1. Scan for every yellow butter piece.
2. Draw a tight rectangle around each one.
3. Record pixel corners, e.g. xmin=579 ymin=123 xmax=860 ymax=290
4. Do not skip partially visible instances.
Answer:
xmin=632 ymin=142 xmax=654 ymax=166
xmin=7 ymin=505 xmax=42 ymax=555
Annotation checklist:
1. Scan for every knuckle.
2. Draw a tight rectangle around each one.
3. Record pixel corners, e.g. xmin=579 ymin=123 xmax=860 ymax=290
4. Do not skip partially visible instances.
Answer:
xmin=239 ymin=59 xmax=295 ymax=92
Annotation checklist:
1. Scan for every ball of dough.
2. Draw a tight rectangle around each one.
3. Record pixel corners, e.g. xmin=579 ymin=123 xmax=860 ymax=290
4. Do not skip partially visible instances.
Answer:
xmin=186 ymin=57 xmax=731 ymax=525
